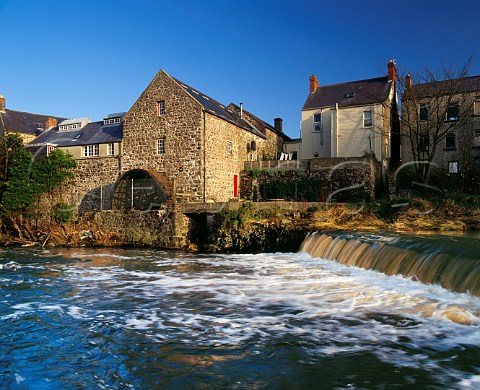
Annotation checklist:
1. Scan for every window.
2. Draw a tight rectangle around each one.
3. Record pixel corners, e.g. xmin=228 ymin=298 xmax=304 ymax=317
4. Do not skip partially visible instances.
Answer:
xmin=107 ymin=143 xmax=115 ymax=156
xmin=445 ymin=132 xmax=456 ymax=149
xmin=313 ymin=113 xmax=322 ymax=130
xmin=448 ymin=161 xmax=459 ymax=174
xmin=157 ymin=138 xmax=165 ymax=155
xmin=474 ymin=129 xmax=480 ymax=147
xmin=363 ymin=110 xmax=372 ymax=127
xmin=104 ymin=117 xmax=120 ymax=125
xmin=227 ymin=141 xmax=233 ymax=155
xmin=419 ymin=104 xmax=429 ymax=121
xmin=82 ymin=144 xmax=99 ymax=157
xmin=157 ymin=100 xmax=165 ymax=116
xmin=419 ymin=134 xmax=429 ymax=152
xmin=47 ymin=145 xmax=56 ymax=156
xmin=474 ymin=97 xmax=480 ymax=116
xmin=345 ymin=92 xmax=355 ymax=98
xmin=446 ymin=102 xmax=459 ymax=121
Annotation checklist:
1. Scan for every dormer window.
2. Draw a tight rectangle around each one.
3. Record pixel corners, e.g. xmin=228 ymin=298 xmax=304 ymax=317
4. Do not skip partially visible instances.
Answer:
xmin=59 ymin=118 xmax=90 ymax=131
xmin=59 ymin=123 xmax=81 ymax=131
xmin=104 ymin=117 xmax=121 ymax=125
xmin=345 ymin=92 xmax=355 ymax=98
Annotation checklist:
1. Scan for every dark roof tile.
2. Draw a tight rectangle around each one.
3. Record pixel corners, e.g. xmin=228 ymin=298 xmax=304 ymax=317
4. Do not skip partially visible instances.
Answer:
xmin=0 ymin=109 xmax=66 ymax=136
xmin=303 ymin=76 xmax=392 ymax=110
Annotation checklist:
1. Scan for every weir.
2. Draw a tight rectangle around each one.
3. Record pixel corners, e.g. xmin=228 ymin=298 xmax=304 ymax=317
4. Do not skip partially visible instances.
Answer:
xmin=301 ymin=232 xmax=480 ymax=296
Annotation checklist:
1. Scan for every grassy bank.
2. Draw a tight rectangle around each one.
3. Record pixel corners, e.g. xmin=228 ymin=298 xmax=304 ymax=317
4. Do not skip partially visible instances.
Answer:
xmin=200 ymin=195 xmax=480 ymax=252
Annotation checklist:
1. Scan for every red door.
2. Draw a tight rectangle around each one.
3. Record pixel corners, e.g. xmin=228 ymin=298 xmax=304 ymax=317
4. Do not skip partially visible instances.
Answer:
xmin=233 ymin=174 xmax=239 ymax=198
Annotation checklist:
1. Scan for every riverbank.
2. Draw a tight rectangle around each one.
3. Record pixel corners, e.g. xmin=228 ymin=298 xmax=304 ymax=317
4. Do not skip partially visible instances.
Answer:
xmin=199 ymin=197 xmax=480 ymax=253
xmin=1 ymin=197 xmax=479 ymax=251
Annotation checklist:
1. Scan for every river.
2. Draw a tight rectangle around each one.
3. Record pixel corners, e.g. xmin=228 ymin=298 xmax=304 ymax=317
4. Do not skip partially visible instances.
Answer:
xmin=1 ymin=233 xmax=480 ymax=389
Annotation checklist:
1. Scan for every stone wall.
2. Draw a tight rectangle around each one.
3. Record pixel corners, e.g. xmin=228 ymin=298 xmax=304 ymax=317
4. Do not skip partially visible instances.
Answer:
xmin=121 ymin=70 xmax=204 ymax=200
xmin=67 ymin=157 xmax=120 ymax=214
xmin=204 ymin=113 xmax=268 ymax=201
xmin=93 ymin=206 xmax=191 ymax=248
xmin=241 ymin=157 xmax=379 ymax=201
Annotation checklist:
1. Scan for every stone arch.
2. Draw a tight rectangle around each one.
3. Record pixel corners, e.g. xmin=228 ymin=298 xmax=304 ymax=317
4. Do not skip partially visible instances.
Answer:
xmin=112 ymin=169 xmax=172 ymax=210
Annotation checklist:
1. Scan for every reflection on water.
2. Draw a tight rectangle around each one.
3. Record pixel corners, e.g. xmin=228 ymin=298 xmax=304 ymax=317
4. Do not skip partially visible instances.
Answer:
xmin=1 ymin=239 xmax=480 ymax=389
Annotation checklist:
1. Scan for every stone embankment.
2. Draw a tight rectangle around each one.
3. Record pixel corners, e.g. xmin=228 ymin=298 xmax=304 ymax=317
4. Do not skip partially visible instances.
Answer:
xmin=1 ymin=198 xmax=479 ymax=251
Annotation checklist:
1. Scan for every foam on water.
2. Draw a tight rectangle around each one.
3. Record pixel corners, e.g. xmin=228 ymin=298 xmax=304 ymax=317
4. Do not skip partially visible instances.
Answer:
xmin=2 ymin=247 xmax=480 ymax=388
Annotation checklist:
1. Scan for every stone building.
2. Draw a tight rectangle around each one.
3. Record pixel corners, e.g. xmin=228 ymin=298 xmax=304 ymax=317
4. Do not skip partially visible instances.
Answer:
xmin=0 ymin=94 xmax=65 ymax=144
xmin=26 ymin=114 xmax=124 ymax=212
xmin=401 ymin=74 xmax=480 ymax=177
xmin=117 ymin=70 xmax=290 ymax=206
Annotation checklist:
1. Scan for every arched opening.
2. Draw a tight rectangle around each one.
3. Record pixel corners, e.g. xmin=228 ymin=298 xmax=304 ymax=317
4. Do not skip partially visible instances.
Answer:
xmin=112 ymin=169 xmax=168 ymax=210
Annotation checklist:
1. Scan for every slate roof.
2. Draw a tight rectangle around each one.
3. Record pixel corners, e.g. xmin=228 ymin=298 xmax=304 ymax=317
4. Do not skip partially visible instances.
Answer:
xmin=0 ymin=108 xmax=66 ymax=136
xmin=406 ymin=75 xmax=480 ymax=99
xmin=27 ymin=121 xmax=123 ymax=148
xmin=172 ymin=76 xmax=267 ymax=139
xmin=227 ymin=103 xmax=291 ymax=141
xmin=303 ymin=76 xmax=392 ymax=110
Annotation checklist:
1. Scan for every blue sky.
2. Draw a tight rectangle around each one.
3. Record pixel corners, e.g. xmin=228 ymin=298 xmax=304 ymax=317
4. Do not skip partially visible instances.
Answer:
xmin=1 ymin=0 xmax=479 ymax=139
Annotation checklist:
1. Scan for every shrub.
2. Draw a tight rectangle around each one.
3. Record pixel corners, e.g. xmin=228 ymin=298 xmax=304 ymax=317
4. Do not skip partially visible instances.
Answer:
xmin=53 ymin=202 xmax=75 ymax=223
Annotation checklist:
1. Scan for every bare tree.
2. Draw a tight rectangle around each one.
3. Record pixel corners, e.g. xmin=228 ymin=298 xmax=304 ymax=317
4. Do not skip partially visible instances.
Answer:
xmin=398 ymin=58 xmax=479 ymax=182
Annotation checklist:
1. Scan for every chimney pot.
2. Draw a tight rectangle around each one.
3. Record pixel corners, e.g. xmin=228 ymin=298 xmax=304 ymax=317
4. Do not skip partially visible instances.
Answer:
xmin=388 ymin=59 xmax=397 ymax=82
xmin=45 ymin=117 xmax=57 ymax=130
xmin=405 ymin=74 xmax=412 ymax=88
xmin=309 ymin=75 xmax=319 ymax=93
xmin=0 ymin=94 xmax=5 ymax=112
xmin=274 ymin=117 xmax=283 ymax=132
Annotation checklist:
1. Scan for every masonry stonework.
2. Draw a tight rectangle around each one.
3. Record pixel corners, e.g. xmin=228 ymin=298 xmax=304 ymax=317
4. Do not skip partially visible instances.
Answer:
xmin=122 ymin=70 xmax=204 ymax=200
xmin=68 ymin=157 xmax=120 ymax=213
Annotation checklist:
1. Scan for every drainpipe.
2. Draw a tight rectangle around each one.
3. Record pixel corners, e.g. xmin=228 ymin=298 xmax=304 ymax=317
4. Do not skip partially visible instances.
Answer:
xmin=203 ymin=110 xmax=207 ymax=203
xmin=335 ymin=103 xmax=339 ymax=157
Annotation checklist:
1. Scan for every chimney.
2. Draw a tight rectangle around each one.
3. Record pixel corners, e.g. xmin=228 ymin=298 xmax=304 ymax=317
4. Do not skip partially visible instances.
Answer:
xmin=0 ymin=94 xmax=5 ymax=112
xmin=274 ymin=117 xmax=283 ymax=132
xmin=405 ymin=74 xmax=412 ymax=89
xmin=388 ymin=59 xmax=397 ymax=82
xmin=309 ymin=75 xmax=319 ymax=93
xmin=45 ymin=117 xmax=57 ymax=130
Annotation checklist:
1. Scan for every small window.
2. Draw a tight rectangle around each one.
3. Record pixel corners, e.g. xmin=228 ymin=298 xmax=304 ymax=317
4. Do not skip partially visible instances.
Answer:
xmin=419 ymin=134 xmax=429 ymax=152
xmin=47 ymin=145 xmax=56 ymax=156
xmin=363 ymin=110 xmax=372 ymax=127
xmin=419 ymin=104 xmax=429 ymax=121
xmin=313 ymin=113 xmax=322 ymax=130
xmin=227 ymin=141 xmax=233 ymax=155
xmin=82 ymin=144 xmax=99 ymax=157
xmin=446 ymin=102 xmax=459 ymax=121
xmin=474 ymin=97 xmax=480 ymax=116
xmin=445 ymin=132 xmax=456 ymax=149
xmin=157 ymin=138 xmax=165 ymax=155
xmin=448 ymin=161 xmax=459 ymax=174
xmin=474 ymin=129 xmax=480 ymax=147
xmin=157 ymin=100 xmax=166 ymax=116
xmin=345 ymin=92 xmax=355 ymax=98
xmin=107 ymin=143 xmax=115 ymax=156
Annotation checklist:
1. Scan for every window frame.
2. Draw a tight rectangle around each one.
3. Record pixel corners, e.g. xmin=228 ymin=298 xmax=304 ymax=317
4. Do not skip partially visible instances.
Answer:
xmin=107 ymin=143 xmax=115 ymax=156
xmin=474 ymin=97 xmax=480 ymax=116
xmin=227 ymin=141 xmax=233 ymax=155
xmin=157 ymin=100 xmax=166 ymax=116
xmin=419 ymin=104 xmax=430 ymax=121
xmin=156 ymin=138 xmax=165 ymax=155
xmin=446 ymin=102 xmax=460 ymax=122
xmin=313 ymin=113 xmax=322 ymax=131
xmin=363 ymin=110 xmax=373 ymax=127
xmin=445 ymin=132 xmax=456 ymax=149
xmin=47 ymin=145 xmax=56 ymax=156
xmin=82 ymin=144 xmax=99 ymax=157
xmin=448 ymin=161 xmax=459 ymax=174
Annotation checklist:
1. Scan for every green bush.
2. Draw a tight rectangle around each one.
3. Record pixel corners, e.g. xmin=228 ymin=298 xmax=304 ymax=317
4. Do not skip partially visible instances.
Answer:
xmin=53 ymin=202 xmax=75 ymax=223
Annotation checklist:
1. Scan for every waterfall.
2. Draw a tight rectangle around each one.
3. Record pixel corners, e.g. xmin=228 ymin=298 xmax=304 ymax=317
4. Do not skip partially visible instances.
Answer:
xmin=301 ymin=232 xmax=480 ymax=296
